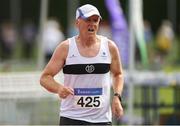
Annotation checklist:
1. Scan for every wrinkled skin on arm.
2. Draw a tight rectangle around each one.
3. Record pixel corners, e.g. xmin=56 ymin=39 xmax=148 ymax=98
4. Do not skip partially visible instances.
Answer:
xmin=109 ymin=40 xmax=124 ymax=118
xmin=40 ymin=40 xmax=74 ymax=99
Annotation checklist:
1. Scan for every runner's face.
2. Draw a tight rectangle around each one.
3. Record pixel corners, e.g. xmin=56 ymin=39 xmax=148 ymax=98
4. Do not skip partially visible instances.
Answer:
xmin=77 ymin=15 xmax=100 ymax=37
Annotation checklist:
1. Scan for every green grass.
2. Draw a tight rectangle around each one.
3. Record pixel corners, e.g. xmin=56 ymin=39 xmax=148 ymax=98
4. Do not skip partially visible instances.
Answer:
xmin=159 ymin=87 xmax=174 ymax=114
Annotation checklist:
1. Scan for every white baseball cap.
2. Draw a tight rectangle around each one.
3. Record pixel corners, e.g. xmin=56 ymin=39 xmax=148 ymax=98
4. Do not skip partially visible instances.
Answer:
xmin=76 ymin=4 xmax=102 ymax=20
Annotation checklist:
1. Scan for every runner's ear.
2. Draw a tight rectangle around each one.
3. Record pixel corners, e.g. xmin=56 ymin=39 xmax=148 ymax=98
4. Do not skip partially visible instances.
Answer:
xmin=75 ymin=19 xmax=79 ymax=27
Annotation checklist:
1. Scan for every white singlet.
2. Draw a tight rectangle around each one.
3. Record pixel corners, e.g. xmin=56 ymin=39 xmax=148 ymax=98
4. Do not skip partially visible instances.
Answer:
xmin=60 ymin=35 xmax=112 ymax=123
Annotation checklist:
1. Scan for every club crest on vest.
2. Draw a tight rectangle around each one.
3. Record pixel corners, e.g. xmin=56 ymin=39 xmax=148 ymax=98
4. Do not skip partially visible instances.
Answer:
xmin=85 ymin=65 xmax=95 ymax=73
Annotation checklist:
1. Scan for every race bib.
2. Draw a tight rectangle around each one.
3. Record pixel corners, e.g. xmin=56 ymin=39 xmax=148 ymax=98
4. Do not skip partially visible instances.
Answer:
xmin=74 ymin=88 xmax=103 ymax=108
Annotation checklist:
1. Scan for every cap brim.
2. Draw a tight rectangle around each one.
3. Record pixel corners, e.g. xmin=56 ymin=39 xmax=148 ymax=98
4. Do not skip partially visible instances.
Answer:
xmin=82 ymin=12 xmax=102 ymax=19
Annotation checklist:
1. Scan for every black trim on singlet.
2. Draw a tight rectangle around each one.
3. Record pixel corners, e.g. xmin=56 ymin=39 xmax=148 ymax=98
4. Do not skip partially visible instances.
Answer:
xmin=63 ymin=63 xmax=110 ymax=74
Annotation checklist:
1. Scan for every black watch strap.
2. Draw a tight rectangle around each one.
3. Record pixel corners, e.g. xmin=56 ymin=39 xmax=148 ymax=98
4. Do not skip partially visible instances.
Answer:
xmin=114 ymin=93 xmax=122 ymax=102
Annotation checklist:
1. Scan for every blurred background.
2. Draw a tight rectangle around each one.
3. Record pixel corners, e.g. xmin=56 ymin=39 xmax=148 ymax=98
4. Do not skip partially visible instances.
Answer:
xmin=0 ymin=0 xmax=180 ymax=125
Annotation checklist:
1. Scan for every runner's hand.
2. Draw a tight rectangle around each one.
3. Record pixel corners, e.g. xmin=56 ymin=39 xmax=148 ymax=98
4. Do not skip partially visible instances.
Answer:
xmin=112 ymin=96 xmax=124 ymax=118
xmin=57 ymin=85 xmax=74 ymax=99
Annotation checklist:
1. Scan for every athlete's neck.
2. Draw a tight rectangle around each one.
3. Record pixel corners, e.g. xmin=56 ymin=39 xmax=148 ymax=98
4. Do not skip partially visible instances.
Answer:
xmin=77 ymin=35 xmax=98 ymax=47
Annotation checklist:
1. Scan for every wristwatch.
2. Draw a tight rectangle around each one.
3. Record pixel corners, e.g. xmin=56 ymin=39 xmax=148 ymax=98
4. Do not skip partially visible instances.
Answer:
xmin=114 ymin=93 xmax=122 ymax=102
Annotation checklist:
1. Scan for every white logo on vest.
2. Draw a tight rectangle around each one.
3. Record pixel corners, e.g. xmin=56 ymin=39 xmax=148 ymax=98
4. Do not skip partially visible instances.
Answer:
xmin=85 ymin=65 xmax=95 ymax=73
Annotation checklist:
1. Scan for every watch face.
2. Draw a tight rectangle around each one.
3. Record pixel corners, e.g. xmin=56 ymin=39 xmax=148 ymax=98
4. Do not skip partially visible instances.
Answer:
xmin=114 ymin=93 xmax=122 ymax=101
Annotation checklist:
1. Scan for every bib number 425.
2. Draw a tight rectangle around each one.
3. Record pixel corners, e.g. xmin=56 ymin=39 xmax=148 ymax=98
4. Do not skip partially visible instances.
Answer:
xmin=77 ymin=96 xmax=101 ymax=108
